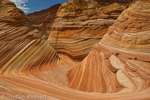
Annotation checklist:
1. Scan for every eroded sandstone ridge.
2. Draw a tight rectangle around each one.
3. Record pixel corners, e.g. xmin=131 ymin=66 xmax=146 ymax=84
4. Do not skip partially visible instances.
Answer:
xmin=0 ymin=0 xmax=32 ymax=41
xmin=0 ymin=0 xmax=59 ymax=79
xmin=47 ymin=0 xmax=125 ymax=59
xmin=94 ymin=0 xmax=133 ymax=5
xmin=101 ymin=0 xmax=150 ymax=53
xmin=67 ymin=0 xmax=150 ymax=96
xmin=1 ymin=0 xmax=150 ymax=100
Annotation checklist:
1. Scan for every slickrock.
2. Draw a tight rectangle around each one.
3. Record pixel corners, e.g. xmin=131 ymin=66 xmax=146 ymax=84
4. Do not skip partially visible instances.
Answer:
xmin=0 ymin=0 xmax=63 ymax=84
xmin=0 ymin=0 xmax=10 ymax=5
xmin=101 ymin=0 xmax=150 ymax=53
xmin=67 ymin=0 xmax=150 ymax=98
xmin=1 ymin=75 xmax=150 ymax=100
xmin=0 ymin=0 xmax=32 ymax=41
xmin=1 ymin=0 xmax=150 ymax=100
xmin=47 ymin=0 xmax=125 ymax=59
xmin=94 ymin=0 xmax=133 ymax=5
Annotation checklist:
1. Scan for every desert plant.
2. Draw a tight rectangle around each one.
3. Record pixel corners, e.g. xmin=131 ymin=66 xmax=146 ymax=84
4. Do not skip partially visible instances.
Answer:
xmin=128 ymin=58 xmax=132 ymax=60
xmin=134 ymin=57 xmax=137 ymax=60
xmin=115 ymin=53 xmax=119 ymax=56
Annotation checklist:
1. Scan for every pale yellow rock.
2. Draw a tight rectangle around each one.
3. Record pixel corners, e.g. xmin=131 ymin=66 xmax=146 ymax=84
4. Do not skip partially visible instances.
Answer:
xmin=117 ymin=70 xmax=135 ymax=93
xmin=110 ymin=55 xmax=124 ymax=70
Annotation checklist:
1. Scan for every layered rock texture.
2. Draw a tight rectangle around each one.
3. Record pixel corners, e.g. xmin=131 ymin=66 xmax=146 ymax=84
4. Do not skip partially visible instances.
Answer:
xmin=1 ymin=0 xmax=150 ymax=100
xmin=101 ymin=0 xmax=150 ymax=53
xmin=0 ymin=0 xmax=61 ymax=83
xmin=0 ymin=0 xmax=32 ymax=41
xmin=27 ymin=4 xmax=61 ymax=28
xmin=0 ymin=0 xmax=80 ymax=95
xmin=94 ymin=0 xmax=133 ymax=5
xmin=47 ymin=0 xmax=126 ymax=59
xmin=67 ymin=0 xmax=150 ymax=98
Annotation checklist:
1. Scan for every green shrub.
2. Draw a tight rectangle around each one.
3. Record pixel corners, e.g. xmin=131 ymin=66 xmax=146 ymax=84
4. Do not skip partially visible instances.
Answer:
xmin=115 ymin=53 xmax=119 ymax=56
xmin=128 ymin=58 xmax=132 ymax=60
xmin=134 ymin=57 xmax=137 ymax=60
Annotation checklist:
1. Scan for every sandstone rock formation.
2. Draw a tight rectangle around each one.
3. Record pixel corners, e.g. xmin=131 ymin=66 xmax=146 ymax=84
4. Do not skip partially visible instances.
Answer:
xmin=32 ymin=23 xmax=50 ymax=40
xmin=101 ymin=0 xmax=150 ymax=53
xmin=0 ymin=0 xmax=32 ymax=41
xmin=27 ymin=4 xmax=61 ymax=29
xmin=1 ymin=74 xmax=150 ymax=100
xmin=27 ymin=4 xmax=61 ymax=40
xmin=1 ymin=0 xmax=150 ymax=100
xmin=94 ymin=0 xmax=133 ymax=5
xmin=67 ymin=0 xmax=150 ymax=98
xmin=47 ymin=0 xmax=125 ymax=59
xmin=0 ymin=0 xmax=61 ymax=83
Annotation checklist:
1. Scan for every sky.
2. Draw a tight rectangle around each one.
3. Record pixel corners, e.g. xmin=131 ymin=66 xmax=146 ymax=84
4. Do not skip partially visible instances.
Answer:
xmin=10 ymin=0 xmax=69 ymax=14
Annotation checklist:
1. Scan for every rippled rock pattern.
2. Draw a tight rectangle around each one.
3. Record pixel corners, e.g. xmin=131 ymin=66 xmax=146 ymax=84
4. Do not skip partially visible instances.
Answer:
xmin=101 ymin=0 xmax=150 ymax=53
xmin=0 ymin=1 xmax=32 ymax=41
xmin=1 ymin=0 xmax=150 ymax=100
xmin=47 ymin=0 xmax=125 ymax=59
xmin=0 ymin=0 xmax=59 ymax=79
xmin=67 ymin=0 xmax=150 ymax=98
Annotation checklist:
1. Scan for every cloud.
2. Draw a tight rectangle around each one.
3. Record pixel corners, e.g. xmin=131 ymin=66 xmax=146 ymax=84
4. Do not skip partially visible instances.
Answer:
xmin=23 ymin=4 xmax=26 ymax=6
xmin=10 ymin=0 xmax=30 ymax=13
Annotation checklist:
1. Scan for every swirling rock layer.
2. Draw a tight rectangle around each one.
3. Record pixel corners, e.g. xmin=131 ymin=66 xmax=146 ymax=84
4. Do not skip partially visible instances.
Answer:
xmin=1 ymin=0 xmax=150 ymax=100
xmin=1 ymin=75 xmax=150 ymax=100
xmin=0 ymin=1 xmax=32 ymax=41
xmin=68 ymin=43 xmax=150 ymax=93
xmin=101 ymin=0 xmax=150 ymax=53
xmin=0 ymin=0 xmax=62 ymax=84
xmin=67 ymin=0 xmax=150 ymax=97
xmin=47 ymin=0 xmax=125 ymax=59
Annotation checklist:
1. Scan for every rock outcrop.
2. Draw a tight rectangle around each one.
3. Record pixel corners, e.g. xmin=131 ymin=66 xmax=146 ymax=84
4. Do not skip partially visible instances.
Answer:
xmin=67 ymin=0 xmax=150 ymax=97
xmin=0 ymin=0 xmax=59 ymax=81
xmin=27 ymin=4 xmax=61 ymax=29
xmin=47 ymin=0 xmax=125 ymax=59
xmin=27 ymin=4 xmax=61 ymax=40
xmin=0 ymin=0 xmax=32 ymax=41
xmin=101 ymin=0 xmax=150 ymax=53
xmin=1 ymin=0 xmax=150 ymax=100
xmin=94 ymin=0 xmax=133 ymax=5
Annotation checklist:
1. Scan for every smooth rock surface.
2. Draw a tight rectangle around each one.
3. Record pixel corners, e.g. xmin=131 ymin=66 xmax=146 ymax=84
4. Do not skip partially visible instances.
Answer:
xmin=67 ymin=1 xmax=150 ymax=98
xmin=1 ymin=0 xmax=150 ymax=100
xmin=101 ymin=0 xmax=150 ymax=53
xmin=0 ymin=0 xmax=62 ymax=84
xmin=47 ymin=0 xmax=125 ymax=59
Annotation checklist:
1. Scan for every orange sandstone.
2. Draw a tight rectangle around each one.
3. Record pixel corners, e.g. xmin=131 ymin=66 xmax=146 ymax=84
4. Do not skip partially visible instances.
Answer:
xmin=0 ymin=0 xmax=150 ymax=100
xmin=47 ymin=0 xmax=125 ymax=59
xmin=67 ymin=1 xmax=150 ymax=99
